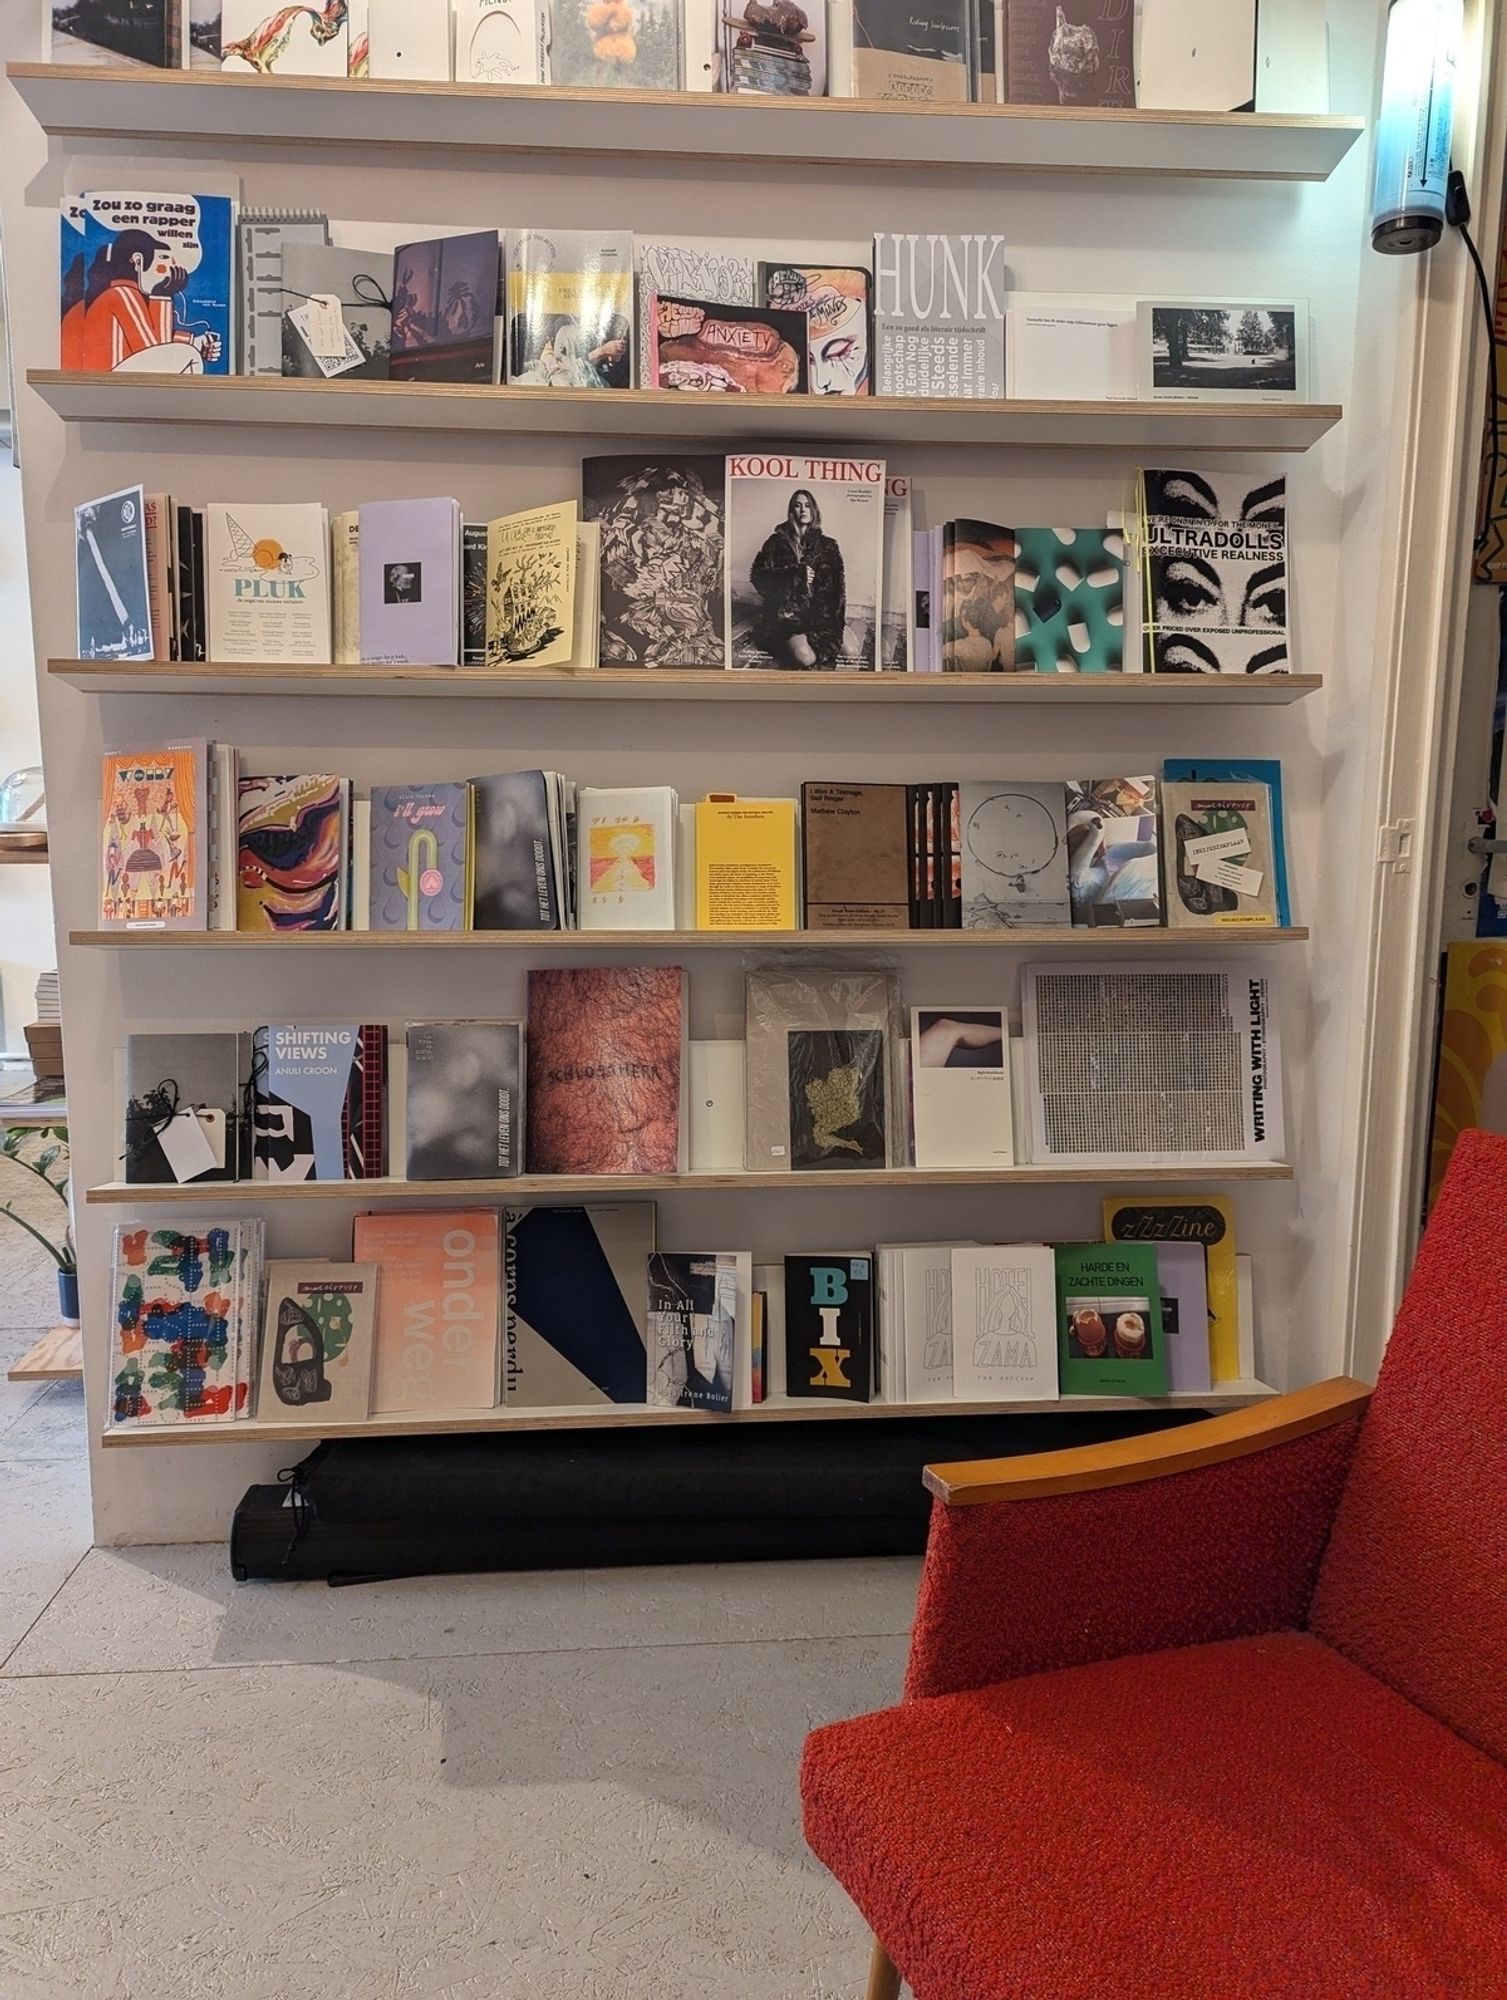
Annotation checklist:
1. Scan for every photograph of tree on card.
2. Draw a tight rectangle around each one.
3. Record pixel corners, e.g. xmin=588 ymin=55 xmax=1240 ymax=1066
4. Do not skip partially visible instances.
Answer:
xmin=1142 ymin=303 xmax=1304 ymax=401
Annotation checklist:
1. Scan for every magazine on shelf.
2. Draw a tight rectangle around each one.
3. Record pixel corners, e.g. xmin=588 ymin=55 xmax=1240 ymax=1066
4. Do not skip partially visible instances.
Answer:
xmin=725 ymin=454 xmax=885 ymax=670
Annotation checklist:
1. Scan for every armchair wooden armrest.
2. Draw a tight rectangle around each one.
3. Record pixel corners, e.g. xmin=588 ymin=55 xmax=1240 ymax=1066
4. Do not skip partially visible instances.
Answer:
xmin=924 ymin=1378 xmax=1373 ymax=1506
xmin=904 ymin=1378 xmax=1373 ymax=1702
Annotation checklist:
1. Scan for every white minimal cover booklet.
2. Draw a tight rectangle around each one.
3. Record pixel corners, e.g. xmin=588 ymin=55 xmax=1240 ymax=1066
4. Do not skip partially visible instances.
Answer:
xmin=949 ymin=1245 xmax=1058 ymax=1402
xmin=909 ymin=1006 xmax=1015 ymax=1168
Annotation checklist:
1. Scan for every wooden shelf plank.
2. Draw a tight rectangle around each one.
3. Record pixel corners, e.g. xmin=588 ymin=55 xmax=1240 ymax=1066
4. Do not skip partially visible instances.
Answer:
xmin=101 ymin=1381 xmax=1279 ymax=1446
xmin=70 ymin=926 xmax=1309 ymax=950
xmin=7 ymin=1324 xmax=83 ymax=1383
xmin=86 ymin=1164 xmax=1292 ymax=1204
xmin=48 ymin=661 xmax=1325 ymax=705
xmin=0 ymin=846 xmax=49 ymax=864
xmin=9 ymin=64 xmax=1364 ymax=183
xmin=27 ymin=372 xmax=1343 ymax=453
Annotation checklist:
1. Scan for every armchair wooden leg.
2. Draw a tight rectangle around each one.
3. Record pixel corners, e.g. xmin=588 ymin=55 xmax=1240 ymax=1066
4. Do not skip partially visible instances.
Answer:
xmin=866 ymin=1936 xmax=901 ymax=2000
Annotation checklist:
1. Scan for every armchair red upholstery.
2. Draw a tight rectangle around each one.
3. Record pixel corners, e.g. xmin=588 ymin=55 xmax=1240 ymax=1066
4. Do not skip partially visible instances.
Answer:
xmin=801 ymin=1131 xmax=1507 ymax=2000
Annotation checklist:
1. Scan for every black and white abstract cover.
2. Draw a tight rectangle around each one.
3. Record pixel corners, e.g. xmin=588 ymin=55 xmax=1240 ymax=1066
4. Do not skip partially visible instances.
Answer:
xmin=76 ymin=485 xmax=152 ymax=661
xmin=582 ymin=455 xmax=726 ymax=668
xmin=406 ymin=1021 xmax=525 ymax=1179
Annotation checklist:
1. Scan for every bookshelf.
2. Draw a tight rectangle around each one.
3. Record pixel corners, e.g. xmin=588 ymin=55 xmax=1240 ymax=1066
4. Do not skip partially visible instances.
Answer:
xmin=9 ymin=64 xmax=1364 ymax=183
xmin=86 ymin=1164 xmax=1293 ymax=1205
xmin=50 ymin=660 xmax=1325 ymax=705
xmin=28 ymin=372 xmax=1343 ymax=452
xmin=70 ymin=927 xmax=1310 ymax=951
xmin=100 ymin=1383 xmax=1280 ymax=1449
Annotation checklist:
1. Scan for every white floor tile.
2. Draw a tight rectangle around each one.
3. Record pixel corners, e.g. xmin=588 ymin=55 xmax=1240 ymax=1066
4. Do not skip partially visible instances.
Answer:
xmin=0 ymin=1634 xmax=902 ymax=2000
xmin=0 ymin=1456 xmax=92 ymax=1666
xmin=4 ymin=1544 xmax=921 ymax=1677
xmin=0 ymin=1380 xmax=86 ymax=1462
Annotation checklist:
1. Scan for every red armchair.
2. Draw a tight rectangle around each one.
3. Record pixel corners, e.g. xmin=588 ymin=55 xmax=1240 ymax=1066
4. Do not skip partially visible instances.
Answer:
xmin=802 ymin=1129 xmax=1507 ymax=2000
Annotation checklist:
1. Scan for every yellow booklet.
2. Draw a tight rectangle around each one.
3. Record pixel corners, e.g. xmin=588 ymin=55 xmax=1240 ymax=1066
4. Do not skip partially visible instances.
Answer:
xmin=484 ymin=500 xmax=577 ymax=670
xmin=694 ymin=796 xmax=798 ymax=931
xmin=1101 ymin=1196 xmax=1238 ymax=1386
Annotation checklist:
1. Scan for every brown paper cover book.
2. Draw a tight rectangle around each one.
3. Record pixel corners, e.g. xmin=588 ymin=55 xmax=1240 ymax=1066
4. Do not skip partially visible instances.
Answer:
xmin=801 ymin=781 xmax=910 ymax=931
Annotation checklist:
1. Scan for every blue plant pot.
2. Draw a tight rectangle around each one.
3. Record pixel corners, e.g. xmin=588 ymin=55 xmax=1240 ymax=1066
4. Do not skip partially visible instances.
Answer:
xmin=57 ymin=1267 xmax=79 ymax=1327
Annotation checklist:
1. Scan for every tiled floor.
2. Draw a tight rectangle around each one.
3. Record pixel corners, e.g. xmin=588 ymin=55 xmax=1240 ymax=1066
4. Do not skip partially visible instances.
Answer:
xmin=0 ymin=1154 xmax=918 ymax=1999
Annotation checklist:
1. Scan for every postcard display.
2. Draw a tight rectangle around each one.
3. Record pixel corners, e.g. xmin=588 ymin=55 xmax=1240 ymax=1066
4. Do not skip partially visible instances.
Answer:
xmin=4 ymin=8 xmax=1409 ymax=1538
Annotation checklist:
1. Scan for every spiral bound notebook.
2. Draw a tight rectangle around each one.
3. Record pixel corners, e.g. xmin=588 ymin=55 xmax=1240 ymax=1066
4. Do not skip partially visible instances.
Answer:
xmin=236 ymin=207 xmax=330 ymax=377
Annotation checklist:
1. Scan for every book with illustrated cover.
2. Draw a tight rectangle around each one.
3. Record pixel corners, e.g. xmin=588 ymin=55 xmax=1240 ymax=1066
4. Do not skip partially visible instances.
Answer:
xmin=61 ymin=191 xmax=232 ymax=376
xmin=1006 ymin=0 xmax=1134 ymax=105
xmin=850 ymin=0 xmax=971 ymax=100
xmin=745 ymin=965 xmax=899 ymax=1171
xmin=100 ymin=741 xmax=207 ymax=931
xmin=52 ymin=0 xmax=178 ymax=64
xmin=784 ymin=1253 xmax=873 ymax=1401
xmin=647 ymin=1250 xmax=745 ymax=1412
xmin=109 ymin=1220 xmax=262 ymax=1427
xmin=950 ymin=1244 xmax=1058 ymax=1400
xmin=801 ymin=781 xmax=910 ymax=931
xmin=910 ymin=1006 xmax=1013 ymax=1167
xmin=633 ymin=238 xmax=756 ymax=383
xmin=406 ymin=1021 xmax=524 ymax=1179
xmin=1161 ymin=779 xmax=1278 ymax=928
xmin=280 ymin=241 xmax=391 ymax=379
xmin=759 ymin=263 xmax=870 ymax=395
xmin=388 ymin=230 xmax=500 ymax=383
xmin=1055 ymin=1241 xmax=1167 ymax=1397
xmin=357 ymin=497 xmax=461 ymax=666
xmin=1103 ymin=1194 xmax=1237 ymax=1383
xmin=726 ymin=453 xmax=884 ymax=670
xmin=504 ymin=1203 xmax=655 ymax=1405
xmin=881 ymin=475 xmax=912 ymax=670
xmin=647 ymin=296 xmax=808 ymax=395
xmin=485 ymin=501 xmax=578 ymax=668
xmin=1065 ymin=777 xmax=1162 ymax=928
xmin=577 ymin=785 xmax=678 ymax=930
xmin=1139 ymin=469 xmax=1289 ymax=677
xmin=123 ymin=1030 xmax=251 ymax=1184
xmin=454 ymin=0 xmax=551 ymax=81
xmin=959 ymin=781 xmax=1071 ymax=928
xmin=694 ymin=797 xmax=799 ymax=930
xmin=525 ymin=965 xmax=685 ymax=1174
xmin=462 ymin=523 xmax=489 ymax=666
xmin=873 ymin=233 xmax=1006 ymax=398
xmin=1015 ymin=528 xmax=1126 ymax=674
xmin=716 ymin=0 xmax=826 ymax=93
xmin=550 ymin=0 xmax=679 ymax=87
xmin=253 ymin=1023 xmax=387 ymax=1181
xmin=204 ymin=502 xmax=330 ymax=665
xmin=507 ymin=229 xmax=632 ymax=388
xmin=369 ymin=784 xmax=473 ymax=932
xmin=255 ymin=1261 xmax=378 ymax=1423
xmin=236 ymin=773 xmax=347 ymax=931
xmin=222 ymin=0 xmax=350 ymax=69
xmin=354 ymin=1208 xmax=502 ymax=1413
xmin=1163 ymin=758 xmax=1291 ymax=926
xmin=76 ymin=486 xmax=152 ymax=661
xmin=583 ymin=455 xmax=726 ymax=668
xmin=942 ymin=519 xmax=1016 ymax=672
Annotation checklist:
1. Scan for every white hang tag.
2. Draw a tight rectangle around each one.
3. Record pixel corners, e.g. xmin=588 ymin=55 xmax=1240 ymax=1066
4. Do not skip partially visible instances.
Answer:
xmin=157 ymin=1108 xmax=220 ymax=1183
xmin=1194 ymin=858 xmax=1265 ymax=898
xmin=290 ymin=295 xmax=364 ymax=378
xmin=1183 ymin=826 xmax=1253 ymax=866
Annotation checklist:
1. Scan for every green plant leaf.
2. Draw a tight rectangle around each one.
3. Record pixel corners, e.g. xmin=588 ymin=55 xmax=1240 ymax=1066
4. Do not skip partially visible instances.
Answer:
xmin=0 ymin=1201 xmax=68 ymax=1270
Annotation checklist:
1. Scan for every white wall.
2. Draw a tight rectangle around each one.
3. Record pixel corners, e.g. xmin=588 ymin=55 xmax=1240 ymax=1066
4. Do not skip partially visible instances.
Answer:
xmin=0 ymin=0 xmax=1426 ymax=1545
xmin=0 ymin=456 xmax=56 ymax=1054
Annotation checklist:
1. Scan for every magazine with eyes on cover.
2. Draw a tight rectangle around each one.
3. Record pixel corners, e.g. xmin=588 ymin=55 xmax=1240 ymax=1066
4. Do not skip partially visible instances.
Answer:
xmin=1138 ymin=468 xmax=1289 ymax=676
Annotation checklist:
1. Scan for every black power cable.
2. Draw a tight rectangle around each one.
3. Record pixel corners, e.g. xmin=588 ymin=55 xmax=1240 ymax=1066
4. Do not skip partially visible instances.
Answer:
xmin=1447 ymin=168 xmax=1502 ymax=552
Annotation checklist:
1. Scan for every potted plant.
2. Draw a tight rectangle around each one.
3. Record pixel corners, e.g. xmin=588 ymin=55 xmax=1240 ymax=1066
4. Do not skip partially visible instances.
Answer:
xmin=1 ymin=1125 xmax=77 ymax=1325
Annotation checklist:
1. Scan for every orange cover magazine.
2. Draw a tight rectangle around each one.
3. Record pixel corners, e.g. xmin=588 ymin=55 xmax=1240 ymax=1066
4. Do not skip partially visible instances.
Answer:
xmin=353 ymin=1209 xmax=501 ymax=1413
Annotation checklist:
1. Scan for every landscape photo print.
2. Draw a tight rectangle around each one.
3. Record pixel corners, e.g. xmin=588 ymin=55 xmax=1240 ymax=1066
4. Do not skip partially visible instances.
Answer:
xmin=1142 ymin=302 xmax=1305 ymax=402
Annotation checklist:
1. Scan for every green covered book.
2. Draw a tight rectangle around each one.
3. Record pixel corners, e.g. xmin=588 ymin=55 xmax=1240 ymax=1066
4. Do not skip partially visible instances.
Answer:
xmin=1054 ymin=1242 xmax=1167 ymax=1397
